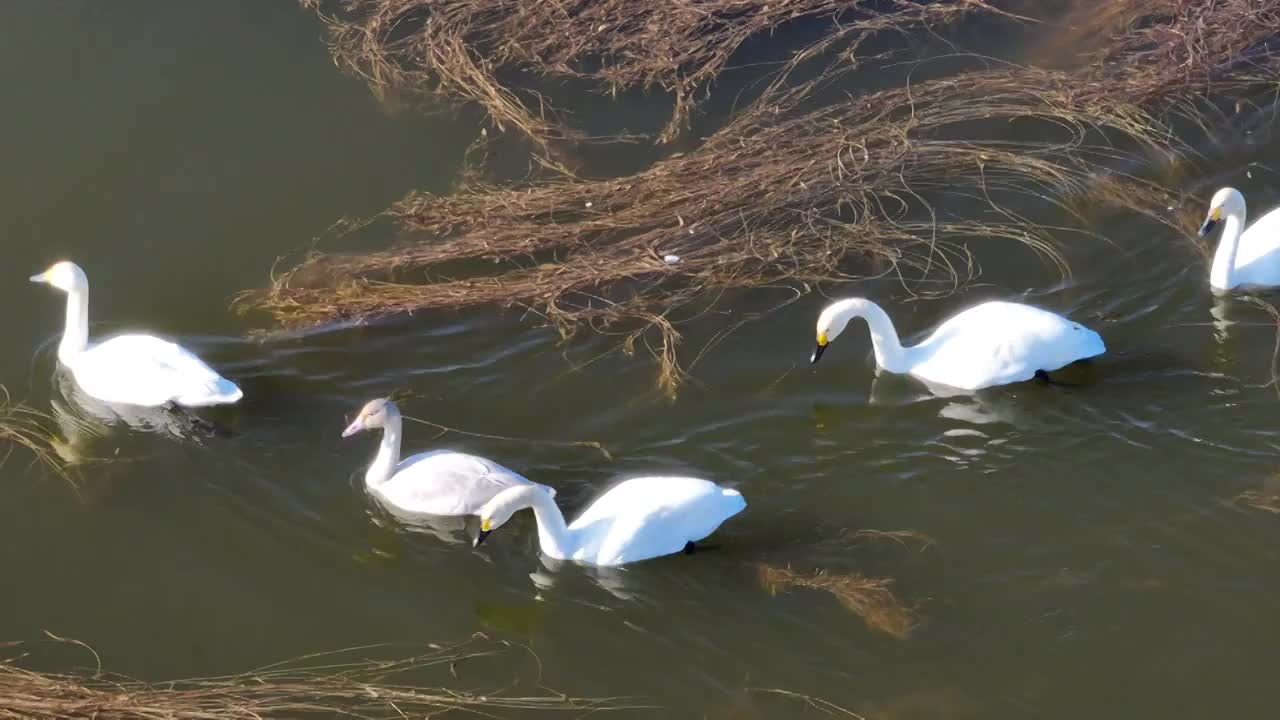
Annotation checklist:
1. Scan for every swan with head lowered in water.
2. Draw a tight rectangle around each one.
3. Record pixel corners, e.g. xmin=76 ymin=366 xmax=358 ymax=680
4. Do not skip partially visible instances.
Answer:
xmin=342 ymin=398 xmax=555 ymax=517
xmin=474 ymin=476 xmax=746 ymax=567
xmin=1198 ymin=187 xmax=1280 ymax=293
xmin=810 ymin=298 xmax=1105 ymax=391
xmin=30 ymin=260 xmax=242 ymax=408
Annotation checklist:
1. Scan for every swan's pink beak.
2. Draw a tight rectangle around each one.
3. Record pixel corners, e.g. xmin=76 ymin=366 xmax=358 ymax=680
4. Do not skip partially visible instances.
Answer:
xmin=341 ymin=416 xmax=365 ymax=438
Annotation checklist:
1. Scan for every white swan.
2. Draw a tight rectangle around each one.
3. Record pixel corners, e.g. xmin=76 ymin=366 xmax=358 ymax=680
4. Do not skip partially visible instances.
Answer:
xmin=474 ymin=476 xmax=746 ymax=567
xmin=1199 ymin=187 xmax=1280 ymax=292
xmin=30 ymin=261 xmax=243 ymax=407
xmin=810 ymin=298 xmax=1105 ymax=391
xmin=341 ymin=398 xmax=555 ymax=516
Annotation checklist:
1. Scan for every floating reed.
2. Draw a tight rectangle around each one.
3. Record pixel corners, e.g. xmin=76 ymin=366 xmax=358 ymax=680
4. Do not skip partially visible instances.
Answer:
xmin=240 ymin=66 xmax=1176 ymax=391
xmin=302 ymin=0 xmax=1011 ymax=148
xmin=1068 ymin=0 xmax=1280 ymax=102
xmin=0 ymin=386 xmax=62 ymax=478
xmin=758 ymin=563 xmax=917 ymax=639
xmin=240 ymin=0 xmax=1280 ymax=392
xmin=1235 ymin=490 xmax=1280 ymax=515
xmin=0 ymin=634 xmax=642 ymax=719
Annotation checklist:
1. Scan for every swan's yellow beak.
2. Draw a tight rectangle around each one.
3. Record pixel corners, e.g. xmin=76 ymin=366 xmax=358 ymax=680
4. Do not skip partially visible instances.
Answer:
xmin=811 ymin=332 xmax=829 ymax=364
xmin=1199 ymin=206 xmax=1223 ymax=237
xmin=29 ymin=269 xmax=50 ymax=284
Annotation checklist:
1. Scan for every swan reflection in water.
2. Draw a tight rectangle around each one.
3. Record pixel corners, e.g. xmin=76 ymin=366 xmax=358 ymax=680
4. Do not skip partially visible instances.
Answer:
xmin=367 ymin=493 xmax=473 ymax=545
xmin=529 ymin=555 xmax=639 ymax=602
xmin=862 ymin=361 xmax=1101 ymax=428
xmin=48 ymin=368 xmax=226 ymax=463
xmin=1210 ymin=296 xmax=1235 ymax=344
xmin=361 ymin=493 xmax=640 ymax=601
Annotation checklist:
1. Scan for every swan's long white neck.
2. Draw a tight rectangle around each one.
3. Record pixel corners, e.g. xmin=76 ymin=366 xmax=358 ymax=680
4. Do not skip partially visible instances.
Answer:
xmin=833 ymin=299 xmax=912 ymax=372
xmin=58 ymin=286 xmax=90 ymax=365
xmin=522 ymin=488 xmax=573 ymax=561
xmin=1210 ymin=209 xmax=1246 ymax=291
xmin=366 ymin=409 xmax=402 ymax=488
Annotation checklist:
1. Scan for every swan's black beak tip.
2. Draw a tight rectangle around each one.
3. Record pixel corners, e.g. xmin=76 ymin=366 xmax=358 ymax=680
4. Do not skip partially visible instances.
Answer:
xmin=1199 ymin=217 xmax=1220 ymax=237
xmin=474 ymin=529 xmax=491 ymax=547
xmin=810 ymin=343 xmax=827 ymax=364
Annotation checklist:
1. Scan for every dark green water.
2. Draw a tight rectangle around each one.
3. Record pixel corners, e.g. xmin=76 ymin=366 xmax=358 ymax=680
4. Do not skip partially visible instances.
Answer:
xmin=2 ymin=2 xmax=1280 ymax=718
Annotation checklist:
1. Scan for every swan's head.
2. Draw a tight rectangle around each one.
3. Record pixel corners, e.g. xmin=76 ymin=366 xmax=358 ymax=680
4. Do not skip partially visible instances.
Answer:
xmin=474 ymin=485 xmax=550 ymax=547
xmin=29 ymin=261 xmax=87 ymax=293
xmin=342 ymin=397 xmax=399 ymax=437
xmin=811 ymin=298 xmax=863 ymax=364
xmin=1199 ymin=187 xmax=1245 ymax=237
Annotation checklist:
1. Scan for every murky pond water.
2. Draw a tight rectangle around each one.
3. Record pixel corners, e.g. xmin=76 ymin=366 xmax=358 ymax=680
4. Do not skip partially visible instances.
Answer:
xmin=3 ymin=2 xmax=1280 ymax=718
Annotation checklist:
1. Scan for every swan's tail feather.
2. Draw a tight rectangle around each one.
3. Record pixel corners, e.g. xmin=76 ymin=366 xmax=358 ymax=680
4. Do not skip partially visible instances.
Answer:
xmin=721 ymin=487 xmax=747 ymax=513
xmin=1089 ymin=333 xmax=1106 ymax=358
xmin=1076 ymin=325 xmax=1106 ymax=359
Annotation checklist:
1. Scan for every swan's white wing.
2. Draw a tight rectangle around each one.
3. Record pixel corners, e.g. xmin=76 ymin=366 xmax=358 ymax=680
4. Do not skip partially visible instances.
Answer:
xmin=68 ymin=334 xmax=242 ymax=407
xmin=377 ymin=450 xmax=553 ymax=516
xmin=909 ymin=302 xmax=1104 ymax=390
xmin=568 ymin=476 xmax=746 ymax=566
xmin=1233 ymin=205 xmax=1280 ymax=287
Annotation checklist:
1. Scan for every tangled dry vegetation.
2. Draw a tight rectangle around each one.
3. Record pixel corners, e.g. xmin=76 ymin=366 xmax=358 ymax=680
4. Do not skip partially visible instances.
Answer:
xmin=241 ymin=0 xmax=1280 ymax=391
xmin=303 ymin=0 xmax=1010 ymax=148
xmin=1235 ymin=489 xmax=1280 ymax=514
xmin=0 ymin=634 xmax=640 ymax=719
xmin=0 ymin=387 xmax=61 ymax=478
xmin=758 ymin=563 xmax=917 ymax=639
xmin=1065 ymin=0 xmax=1280 ymax=102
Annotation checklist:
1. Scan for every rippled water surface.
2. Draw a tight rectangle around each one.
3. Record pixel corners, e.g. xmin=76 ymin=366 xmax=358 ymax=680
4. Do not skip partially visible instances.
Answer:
xmin=3 ymin=3 xmax=1280 ymax=718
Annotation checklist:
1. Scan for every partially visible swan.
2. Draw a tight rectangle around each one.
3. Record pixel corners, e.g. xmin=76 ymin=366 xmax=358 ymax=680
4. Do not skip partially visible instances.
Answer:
xmin=30 ymin=261 xmax=242 ymax=407
xmin=810 ymin=298 xmax=1105 ymax=391
xmin=342 ymin=398 xmax=555 ymax=516
xmin=1199 ymin=187 xmax=1280 ymax=292
xmin=474 ymin=476 xmax=746 ymax=567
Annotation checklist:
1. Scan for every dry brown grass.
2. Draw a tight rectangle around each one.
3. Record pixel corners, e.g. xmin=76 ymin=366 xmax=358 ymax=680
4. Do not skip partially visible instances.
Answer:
xmin=303 ymin=0 xmax=1012 ymax=149
xmin=239 ymin=63 xmax=1182 ymax=391
xmin=240 ymin=0 xmax=1280 ymax=392
xmin=1235 ymin=490 xmax=1280 ymax=515
xmin=1072 ymin=0 xmax=1280 ymax=103
xmin=758 ymin=563 xmax=918 ymax=639
xmin=849 ymin=528 xmax=936 ymax=549
xmin=0 ymin=634 xmax=643 ymax=719
xmin=0 ymin=387 xmax=64 ymax=479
